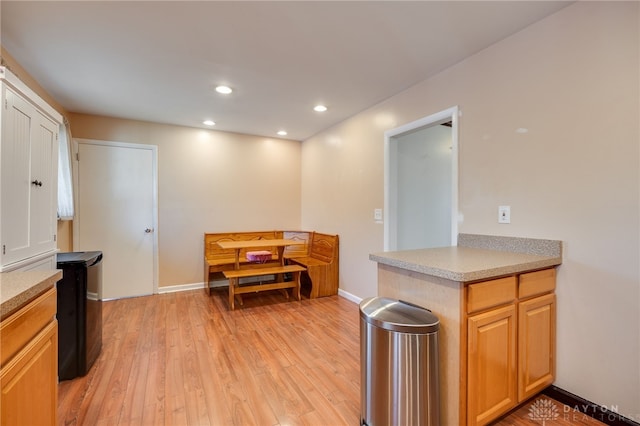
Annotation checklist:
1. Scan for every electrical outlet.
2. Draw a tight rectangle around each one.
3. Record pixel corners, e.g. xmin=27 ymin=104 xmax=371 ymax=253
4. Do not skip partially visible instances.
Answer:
xmin=498 ymin=206 xmax=511 ymax=224
xmin=374 ymin=208 xmax=383 ymax=221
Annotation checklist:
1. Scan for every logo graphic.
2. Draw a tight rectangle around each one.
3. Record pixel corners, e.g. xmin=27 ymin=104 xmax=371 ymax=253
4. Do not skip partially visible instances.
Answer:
xmin=528 ymin=398 xmax=560 ymax=424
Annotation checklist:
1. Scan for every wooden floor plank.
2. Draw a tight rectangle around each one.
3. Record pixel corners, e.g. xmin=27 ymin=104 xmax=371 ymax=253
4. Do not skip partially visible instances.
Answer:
xmin=57 ymin=288 xmax=605 ymax=426
xmin=118 ymin=350 xmax=149 ymax=424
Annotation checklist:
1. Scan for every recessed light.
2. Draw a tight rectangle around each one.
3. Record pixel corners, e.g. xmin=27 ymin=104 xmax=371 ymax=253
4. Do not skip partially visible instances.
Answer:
xmin=313 ymin=105 xmax=328 ymax=112
xmin=215 ymin=85 xmax=233 ymax=95
xmin=203 ymin=120 xmax=215 ymax=126
xmin=277 ymin=130 xmax=288 ymax=136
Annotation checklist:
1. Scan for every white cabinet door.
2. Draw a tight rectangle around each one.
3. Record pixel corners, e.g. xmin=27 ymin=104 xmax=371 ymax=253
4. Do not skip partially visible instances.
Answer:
xmin=29 ymin=109 xmax=58 ymax=255
xmin=1 ymin=84 xmax=58 ymax=268
xmin=1 ymin=87 xmax=33 ymax=265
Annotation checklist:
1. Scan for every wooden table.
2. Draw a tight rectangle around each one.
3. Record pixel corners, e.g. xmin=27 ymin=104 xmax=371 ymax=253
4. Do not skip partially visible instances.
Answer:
xmin=217 ymin=239 xmax=307 ymax=310
xmin=216 ymin=238 xmax=304 ymax=269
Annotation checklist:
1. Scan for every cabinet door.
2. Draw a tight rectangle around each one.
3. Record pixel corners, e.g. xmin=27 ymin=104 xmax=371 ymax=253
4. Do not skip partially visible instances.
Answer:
xmin=1 ymin=321 xmax=58 ymax=426
xmin=518 ymin=293 xmax=556 ymax=401
xmin=1 ymin=87 xmax=33 ymax=265
xmin=1 ymin=86 xmax=58 ymax=266
xmin=29 ymin=109 xmax=58 ymax=255
xmin=467 ymin=304 xmax=517 ymax=426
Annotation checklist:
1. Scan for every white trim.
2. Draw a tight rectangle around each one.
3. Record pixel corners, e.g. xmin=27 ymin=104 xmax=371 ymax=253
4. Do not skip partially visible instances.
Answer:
xmin=0 ymin=66 xmax=62 ymax=124
xmin=383 ymin=106 xmax=460 ymax=251
xmin=158 ymin=282 xmax=205 ymax=294
xmin=338 ymin=288 xmax=362 ymax=304
xmin=0 ymin=250 xmax=58 ymax=272
xmin=72 ymin=138 xmax=159 ymax=296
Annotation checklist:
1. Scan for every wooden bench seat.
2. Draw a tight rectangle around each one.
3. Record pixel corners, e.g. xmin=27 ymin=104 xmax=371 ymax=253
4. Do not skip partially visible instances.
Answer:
xmin=224 ymin=264 xmax=306 ymax=310
xmin=286 ymin=232 xmax=339 ymax=298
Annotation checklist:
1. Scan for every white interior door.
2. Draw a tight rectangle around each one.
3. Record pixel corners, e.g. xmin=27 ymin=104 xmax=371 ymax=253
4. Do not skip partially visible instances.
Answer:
xmin=74 ymin=139 xmax=157 ymax=299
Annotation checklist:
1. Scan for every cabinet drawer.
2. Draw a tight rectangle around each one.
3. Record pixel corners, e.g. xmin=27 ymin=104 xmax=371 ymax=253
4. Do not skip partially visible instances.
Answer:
xmin=467 ymin=276 xmax=516 ymax=314
xmin=0 ymin=286 xmax=56 ymax=366
xmin=519 ymin=269 xmax=556 ymax=300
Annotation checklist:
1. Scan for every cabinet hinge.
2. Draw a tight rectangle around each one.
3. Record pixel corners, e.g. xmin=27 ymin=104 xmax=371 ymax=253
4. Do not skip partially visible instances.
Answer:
xmin=2 ymin=245 xmax=5 ymax=255
xmin=54 ymin=234 xmax=57 ymax=242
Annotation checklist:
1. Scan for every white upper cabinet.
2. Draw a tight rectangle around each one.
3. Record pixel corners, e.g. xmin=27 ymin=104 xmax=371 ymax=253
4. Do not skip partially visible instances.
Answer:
xmin=0 ymin=67 xmax=62 ymax=271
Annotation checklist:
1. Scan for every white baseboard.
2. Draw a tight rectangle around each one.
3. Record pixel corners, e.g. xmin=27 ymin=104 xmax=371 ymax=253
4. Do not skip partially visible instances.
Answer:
xmin=338 ymin=288 xmax=362 ymax=304
xmin=158 ymin=282 xmax=205 ymax=294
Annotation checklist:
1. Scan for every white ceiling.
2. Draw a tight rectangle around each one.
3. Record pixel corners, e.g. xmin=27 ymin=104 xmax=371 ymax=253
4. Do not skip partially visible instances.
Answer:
xmin=1 ymin=1 xmax=570 ymax=141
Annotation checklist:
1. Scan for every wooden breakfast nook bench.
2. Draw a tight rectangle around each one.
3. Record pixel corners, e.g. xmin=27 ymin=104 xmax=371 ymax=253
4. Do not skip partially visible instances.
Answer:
xmin=204 ymin=230 xmax=339 ymax=307
xmin=224 ymin=264 xmax=306 ymax=310
xmin=285 ymin=232 xmax=339 ymax=299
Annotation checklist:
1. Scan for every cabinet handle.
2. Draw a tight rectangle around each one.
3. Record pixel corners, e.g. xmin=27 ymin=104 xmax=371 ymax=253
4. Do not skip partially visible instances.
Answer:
xmin=31 ymin=180 xmax=43 ymax=187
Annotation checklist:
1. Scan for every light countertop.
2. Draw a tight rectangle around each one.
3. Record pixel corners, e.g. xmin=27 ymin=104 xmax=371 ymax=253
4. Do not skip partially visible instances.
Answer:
xmin=370 ymin=234 xmax=562 ymax=282
xmin=0 ymin=270 xmax=62 ymax=320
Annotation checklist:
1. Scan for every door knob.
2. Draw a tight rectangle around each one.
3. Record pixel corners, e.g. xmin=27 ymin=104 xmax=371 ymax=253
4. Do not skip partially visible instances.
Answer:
xmin=144 ymin=228 xmax=154 ymax=233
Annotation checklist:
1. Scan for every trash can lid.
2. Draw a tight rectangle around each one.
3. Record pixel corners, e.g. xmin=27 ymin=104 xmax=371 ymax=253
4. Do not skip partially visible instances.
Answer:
xmin=359 ymin=297 xmax=439 ymax=333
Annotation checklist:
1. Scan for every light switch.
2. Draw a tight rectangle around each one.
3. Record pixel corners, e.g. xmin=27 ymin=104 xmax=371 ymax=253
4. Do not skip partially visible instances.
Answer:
xmin=498 ymin=206 xmax=511 ymax=224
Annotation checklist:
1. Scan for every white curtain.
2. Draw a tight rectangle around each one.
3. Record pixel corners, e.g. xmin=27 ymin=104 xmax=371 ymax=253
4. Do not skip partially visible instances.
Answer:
xmin=57 ymin=118 xmax=74 ymax=220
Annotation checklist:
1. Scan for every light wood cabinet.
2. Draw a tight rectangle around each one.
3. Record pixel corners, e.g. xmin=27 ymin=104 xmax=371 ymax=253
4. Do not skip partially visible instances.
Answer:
xmin=0 ymin=287 xmax=58 ymax=425
xmin=0 ymin=67 xmax=61 ymax=272
xmin=518 ymin=291 xmax=555 ymax=401
xmin=466 ymin=268 xmax=556 ymax=426
xmin=467 ymin=304 xmax=517 ymax=426
xmin=374 ymin=243 xmax=562 ymax=426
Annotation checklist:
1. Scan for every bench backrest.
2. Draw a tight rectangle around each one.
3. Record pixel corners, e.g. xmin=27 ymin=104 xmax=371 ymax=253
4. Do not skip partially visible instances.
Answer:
xmin=309 ymin=233 xmax=339 ymax=264
xmin=204 ymin=231 xmax=284 ymax=261
xmin=283 ymin=231 xmax=313 ymax=257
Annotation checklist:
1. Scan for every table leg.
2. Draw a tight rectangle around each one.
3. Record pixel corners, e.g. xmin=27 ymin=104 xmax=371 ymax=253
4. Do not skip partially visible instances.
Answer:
xmin=234 ymin=249 xmax=240 ymax=270
xmin=229 ymin=277 xmax=235 ymax=310
xmin=277 ymin=246 xmax=285 ymax=266
xmin=293 ymin=271 xmax=301 ymax=301
xmin=275 ymin=246 xmax=287 ymax=282
xmin=204 ymin=262 xmax=211 ymax=295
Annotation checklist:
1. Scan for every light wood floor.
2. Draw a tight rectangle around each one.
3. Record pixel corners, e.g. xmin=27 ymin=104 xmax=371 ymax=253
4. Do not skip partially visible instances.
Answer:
xmin=58 ymin=288 xmax=361 ymax=425
xmin=58 ymin=288 xmax=605 ymax=425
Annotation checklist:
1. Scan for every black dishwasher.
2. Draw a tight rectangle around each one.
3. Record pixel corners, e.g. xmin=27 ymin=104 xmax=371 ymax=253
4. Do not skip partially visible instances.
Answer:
xmin=56 ymin=251 xmax=103 ymax=380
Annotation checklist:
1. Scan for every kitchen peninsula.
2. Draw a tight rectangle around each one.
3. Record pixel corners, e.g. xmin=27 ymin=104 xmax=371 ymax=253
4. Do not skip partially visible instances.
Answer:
xmin=370 ymin=234 xmax=562 ymax=426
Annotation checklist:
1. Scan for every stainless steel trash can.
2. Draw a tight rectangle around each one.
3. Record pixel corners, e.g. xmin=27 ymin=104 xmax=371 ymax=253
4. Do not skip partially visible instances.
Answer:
xmin=360 ymin=297 xmax=440 ymax=426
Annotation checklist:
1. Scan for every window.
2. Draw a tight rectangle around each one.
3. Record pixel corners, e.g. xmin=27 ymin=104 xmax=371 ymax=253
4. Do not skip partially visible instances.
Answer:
xmin=58 ymin=119 xmax=74 ymax=220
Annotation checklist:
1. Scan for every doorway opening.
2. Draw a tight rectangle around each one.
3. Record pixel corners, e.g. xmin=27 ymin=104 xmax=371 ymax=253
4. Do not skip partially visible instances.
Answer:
xmin=384 ymin=106 xmax=459 ymax=251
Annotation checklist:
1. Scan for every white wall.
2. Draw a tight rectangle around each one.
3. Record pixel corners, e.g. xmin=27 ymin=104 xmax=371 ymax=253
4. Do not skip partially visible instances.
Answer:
xmin=301 ymin=2 xmax=639 ymax=419
xmin=69 ymin=114 xmax=302 ymax=288
xmin=393 ymin=124 xmax=452 ymax=250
